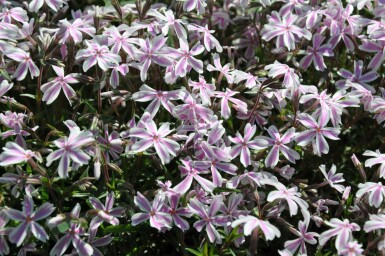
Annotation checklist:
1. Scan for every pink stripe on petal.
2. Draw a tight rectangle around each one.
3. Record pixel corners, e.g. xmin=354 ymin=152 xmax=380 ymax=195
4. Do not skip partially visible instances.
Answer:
xmin=50 ymin=234 xmax=72 ymax=256
xmin=30 ymin=222 xmax=49 ymax=242
xmin=9 ymin=222 xmax=28 ymax=246
xmin=131 ymin=212 xmax=150 ymax=226
xmin=265 ymin=146 xmax=280 ymax=168
xmin=33 ymin=202 xmax=55 ymax=221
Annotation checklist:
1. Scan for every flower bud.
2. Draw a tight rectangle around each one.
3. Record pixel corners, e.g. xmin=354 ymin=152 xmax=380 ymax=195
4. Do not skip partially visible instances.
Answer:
xmin=351 ymin=154 xmax=366 ymax=182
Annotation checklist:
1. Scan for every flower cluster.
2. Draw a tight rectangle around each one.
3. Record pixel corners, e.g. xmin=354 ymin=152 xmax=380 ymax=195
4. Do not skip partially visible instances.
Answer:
xmin=1 ymin=0 xmax=385 ymax=255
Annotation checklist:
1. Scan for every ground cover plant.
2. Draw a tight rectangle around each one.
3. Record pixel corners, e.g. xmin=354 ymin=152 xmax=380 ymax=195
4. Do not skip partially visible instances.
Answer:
xmin=3 ymin=0 xmax=385 ymax=255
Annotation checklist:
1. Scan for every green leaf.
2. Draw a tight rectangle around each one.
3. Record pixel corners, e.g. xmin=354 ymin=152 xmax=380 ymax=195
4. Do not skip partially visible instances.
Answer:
xmin=71 ymin=192 xmax=90 ymax=197
xmin=20 ymin=94 xmax=36 ymax=100
xmin=185 ymin=248 xmax=203 ymax=256
xmin=102 ymin=224 xmax=133 ymax=234
xmin=58 ymin=222 xmax=70 ymax=234
xmin=0 ymin=69 xmax=12 ymax=81
xmin=79 ymin=168 xmax=89 ymax=179
xmin=213 ymin=187 xmax=241 ymax=194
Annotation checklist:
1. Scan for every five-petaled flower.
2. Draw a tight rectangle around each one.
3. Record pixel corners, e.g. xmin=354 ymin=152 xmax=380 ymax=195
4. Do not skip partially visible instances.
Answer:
xmin=256 ymin=126 xmax=300 ymax=168
xmin=228 ymin=123 xmax=268 ymax=167
xmin=188 ymin=197 xmax=227 ymax=244
xmin=75 ymin=40 xmax=121 ymax=72
xmin=89 ymin=192 xmax=124 ymax=230
xmin=267 ymin=182 xmax=309 ymax=216
xmin=261 ymin=11 xmax=311 ymax=50
xmin=41 ymin=66 xmax=79 ymax=105
xmin=5 ymin=48 xmax=39 ymax=81
xmin=319 ymin=218 xmax=360 ymax=251
xmin=295 ymin=112 xmax=340 ymax=156
xmin=3 ymin=195 xmax=55 ymax=246
xmin=356 ymin=182 xmax=385 ymax=208
xmin=131 ymin=192 xmax=172 ymax=231
xmin=0 ymin=142 xmax=40 ymax=166
xmin=127 ymin=113 xmax=180 ymax=165
xmin=231 ymin=215 xmax=281 ymax=241
xmin=284 ymin=210 xmax=319 ymax=254
xmin=49 ymin=203 xmax=94 ymax=256
xmin=46 ymin=120 xmax=94 ymax=178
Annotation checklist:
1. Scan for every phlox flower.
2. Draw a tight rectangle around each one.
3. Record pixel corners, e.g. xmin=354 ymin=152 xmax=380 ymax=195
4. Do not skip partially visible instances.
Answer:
xmin=0 ymin=111 xmax=33 ymax=146
xmin=174 ymin=39 xmax=204 ymax=77
xmin=279 ymin=0 xmax=307 ymax=16
xmin=49 ymin=204 xmax=93 ymax=256
xmin=0 ymin=168 xmax=41 ymax=198
xmin=96 ymin=126 xmax=123 ymax=164
xmin=147 ymin=9 xmax=187 ymax=39
xmin=232 ymin=70 xmax=261 ymax=89
xmin=173 ymin=158 xmax=215 ymax=194
xmin=5 ymin=48 xmax=39 ymax=81
xmin=211 ymin=11 xmax=233 ymax=30
xmin=188 ymin=197 xmax=227 ymax=244
xmin=295 ymin=112 xmax=340 ymax=156
xmin=261 ymin=11 xmax=311 ymax=50
xmin=237 ymin=26 xmax=259 ymax=59
xmin=127 ymin=114 xmax=180 ymax=165
xmin=131 ymin=192 xmax=172 ymax=231
xmin=219 ymin=193 xmax=249 ymax=222
xmin=56 ymin=18 xmax=96 ymax=44
xmin=164 ymin=194 xmax=191 ymax=231
xmin=87 ymin=228 xmax=113 ymax=256
xmin=319 ymin=164 xmax=345 ymax=193
xmin=256 ymin=126 xmax=299 ymax=168
xmin=228 ymin=123 xmax=268 ymax=167
xmin=319 ymin=218 xmax=360 ymax=251
xmin=369 ymin=90 xmax=385 ymax=124
xmin=104 ymin=25 xmax=142 ymax=57
xmin=299 ymin=33 xmax=334 ymax=71
xmin=338 ymin=241 xmax=364 ymax=256
xmin=75 ymin=40 xmax=121 ymax=72
xmin=231 ymin=215 xmax=281 ymax=241
xmin=29 ymin=0 xmax=67 ymax=12
xmin=363 ymin=150 xmax=385 ymax=178
xmin=215 ymin=88 xmax=247 ymax=120
xmin=336 ymin=60 xmax=378 ymax=91
xmin=364 ymin=214 xmax=385 ymax=233
xmin=174 ymin=90 xmax=214 ymax=123
xmin=207 ymin=53 xmax=234 ymax=83
xmin=0 ymin=21 xmax=19 ymax=40
xmin=46 ymin=120 xmax=94 ymax=178
xmin=131 ymin=84 xmax=179 ymax=117
xmin=0 ymin=7 xmax=28 ymax=23
xmin=89 ymin=192 xmax=124 ymax=230
xmin=136 ymin=35 xmax=173 ymax=81
xmin=284 ymin=210 xmax=319 ymax=255
xmin=187 ymin=24 xmax=223 ymax=52
xmin=356 ymin=182 xmax=385 ymax=208
xmin=109 ymin=63 xmax=129 ymax=88
xmin=41 ymin=66 xmax=78 ymax=105
xmin=276 ymin=165 xmax=295 ymax=180
xmin=359 ymin=39 xmax=385 ymax=71
xmin=267 ymin=183 xmax=308 ymax=216
xmin=195 ymin=141 xmax=237 ymax=187
xmin=3 ymin=195 xmax=55 ymax=246
xmin=183 ymin=0 xmax=206 ymax=15
xmin=265 ymin=61 xmax=300 ymax=92
xmin=327 ymin=25 xmax=357 ymax=52
xmin=227 ymin=170 xmax=277 ymax=189
xmin=189 ymin=76 xmax=215 ymax=106
xmin=0 ymin=142 xmax=40 ymax=166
